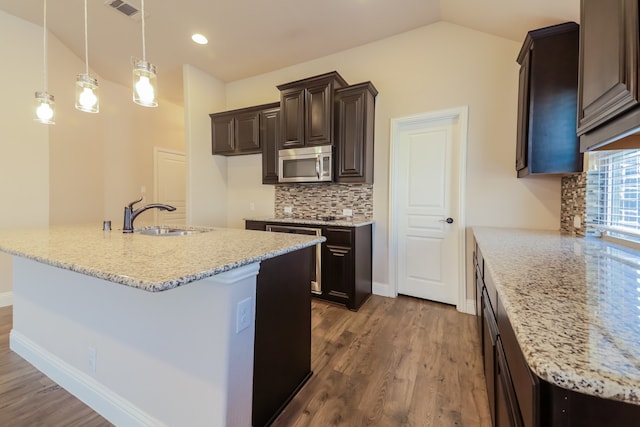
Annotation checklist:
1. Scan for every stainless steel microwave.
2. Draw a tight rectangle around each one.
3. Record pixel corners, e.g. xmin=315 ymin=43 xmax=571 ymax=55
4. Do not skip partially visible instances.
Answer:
xmin=278 ymin=145 xmax=333 ymax=183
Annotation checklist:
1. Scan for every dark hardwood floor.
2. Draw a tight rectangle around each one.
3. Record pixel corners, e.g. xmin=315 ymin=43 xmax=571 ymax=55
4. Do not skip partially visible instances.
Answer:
xmin=272 ymin=296 xmax=491 ymax=426
xmin=0 ymin=296 xmax=490 ymax=426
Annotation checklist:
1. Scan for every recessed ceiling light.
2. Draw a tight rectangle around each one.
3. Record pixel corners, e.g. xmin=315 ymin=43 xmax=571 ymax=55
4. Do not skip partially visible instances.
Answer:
xmin=191 ymin=33 xmax=208 ymax=45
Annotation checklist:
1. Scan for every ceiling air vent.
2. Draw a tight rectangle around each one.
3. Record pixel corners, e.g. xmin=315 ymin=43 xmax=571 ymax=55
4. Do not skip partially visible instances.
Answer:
xmin=104 ymin=0 xmax=146 ymax=21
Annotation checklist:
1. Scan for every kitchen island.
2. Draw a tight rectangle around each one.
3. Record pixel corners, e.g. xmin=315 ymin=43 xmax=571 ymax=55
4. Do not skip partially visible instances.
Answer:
xmin=474 ymin=227 xmax=640 ymax=426
xmin=0 ymin=224 xmax=324 ymax=427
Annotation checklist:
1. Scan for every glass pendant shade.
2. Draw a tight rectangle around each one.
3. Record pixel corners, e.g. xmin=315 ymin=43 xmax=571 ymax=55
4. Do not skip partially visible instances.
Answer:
xmin=75 ymin=74 xmax=99 ymax=113
xmin=34 ymin=91 xmax=55 ymax=124
xmin=132 ymin=59 xmax=158 ymax=107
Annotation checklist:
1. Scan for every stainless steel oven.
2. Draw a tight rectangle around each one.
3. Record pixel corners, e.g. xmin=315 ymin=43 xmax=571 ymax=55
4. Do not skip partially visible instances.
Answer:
xmin=265 ymin=224 xmax=322 ymax=294
xmin=278 ymin=145 xmax=333 ymax=183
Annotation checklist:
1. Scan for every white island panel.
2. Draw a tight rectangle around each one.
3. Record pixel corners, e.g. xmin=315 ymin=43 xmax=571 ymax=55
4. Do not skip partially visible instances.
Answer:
xmin=10 ymin=256 xmax=259 ymax=427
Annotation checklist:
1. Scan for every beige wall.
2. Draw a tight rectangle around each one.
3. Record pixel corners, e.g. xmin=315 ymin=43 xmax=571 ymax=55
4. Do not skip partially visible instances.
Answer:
xmin=47 ymin=34 xmax=104 ymax=225
xmin=192 ymin=22 xmax=561 ymax=299
xmin=101 ymin=79 xmax=185 ymax=226
xmin=183 ymin=64 xmax=228 ymax=227
xmin=0 ymin=11 xmax=50 ymax=295
xmin=0 ymin=11 xmax=185 ymax=299
xmin=46 ymin=35 xmax=185 ymax=227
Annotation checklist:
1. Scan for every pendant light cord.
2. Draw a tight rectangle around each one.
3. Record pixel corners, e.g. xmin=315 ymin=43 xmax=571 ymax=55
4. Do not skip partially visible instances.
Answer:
xmin=141 ymin=0 xmax=146 ymax=61
xmin=43 ymin=0 xmax=48 ymax=91
xmin=83 ymin=0 xmax=89 ymax=75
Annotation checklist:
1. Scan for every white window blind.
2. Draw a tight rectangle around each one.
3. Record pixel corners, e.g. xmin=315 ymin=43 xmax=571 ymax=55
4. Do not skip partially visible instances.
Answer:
xmin=586 ymin=149 xmax=640 ymax=240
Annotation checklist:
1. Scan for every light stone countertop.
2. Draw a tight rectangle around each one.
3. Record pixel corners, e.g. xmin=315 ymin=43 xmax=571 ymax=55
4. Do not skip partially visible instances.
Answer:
xmin=473 ymin=227 xmax=640 ymax=405
xmin=244 ymin=216 xmax=374 ymax=227
xmin=0 ymin=224 xmax=324 ymax=292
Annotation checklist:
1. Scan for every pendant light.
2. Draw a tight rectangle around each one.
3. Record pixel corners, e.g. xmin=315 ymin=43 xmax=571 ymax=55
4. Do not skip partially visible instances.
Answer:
xmin=34 ymin=0 xmax=55 ymax=124
xmin=75 ymin=0 xmax=99 ymax=113
xmin=132 ymin=0 xmax=158 ymax=107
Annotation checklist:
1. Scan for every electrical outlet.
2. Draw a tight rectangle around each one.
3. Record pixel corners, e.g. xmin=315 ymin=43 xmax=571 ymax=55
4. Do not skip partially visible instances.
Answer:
xmin=573 ymin=215 xmax=582 ymax=229
xmin=236 ymin=297 xmax=253 ymax=333
xmin=87 ymin=347 xmax=97 ymax=372
xmin=284 ymin=206 xmax=293 ymax=214
xmin=249 ymin=202 xmax=255 ymax=211
xmin=342 ymin=208 xmax=353 ymax=217
xmin=140 ymin=185 xmax=146 ymax=194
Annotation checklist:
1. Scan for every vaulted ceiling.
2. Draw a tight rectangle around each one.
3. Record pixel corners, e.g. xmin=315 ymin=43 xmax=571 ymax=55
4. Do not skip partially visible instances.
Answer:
xmin=0 ymin=0 xmax=579 ymax=105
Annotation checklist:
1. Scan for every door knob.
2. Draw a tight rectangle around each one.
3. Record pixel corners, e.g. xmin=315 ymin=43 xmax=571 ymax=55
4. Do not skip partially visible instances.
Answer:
xmin=440 ymin=217 xmax=454 ymax=224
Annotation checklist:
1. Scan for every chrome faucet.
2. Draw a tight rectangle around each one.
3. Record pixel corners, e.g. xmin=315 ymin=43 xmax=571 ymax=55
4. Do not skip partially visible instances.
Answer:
xmin=122 ymin=197 xmax=176 ymax=233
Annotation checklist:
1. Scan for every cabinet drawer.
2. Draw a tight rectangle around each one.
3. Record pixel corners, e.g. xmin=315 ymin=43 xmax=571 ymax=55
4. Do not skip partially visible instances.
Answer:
xmin=325 ymin=227 xmax=353 ymax=247
xmin=497 ymin=298 xmax=539 ymax=427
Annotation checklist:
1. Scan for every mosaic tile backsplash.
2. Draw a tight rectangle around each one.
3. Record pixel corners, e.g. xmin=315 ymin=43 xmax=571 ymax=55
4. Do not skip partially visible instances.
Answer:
xmin=561 ymin=172 xmax=586 ymax=236
xmin=274 ymin=183 xmax=373 ymax=219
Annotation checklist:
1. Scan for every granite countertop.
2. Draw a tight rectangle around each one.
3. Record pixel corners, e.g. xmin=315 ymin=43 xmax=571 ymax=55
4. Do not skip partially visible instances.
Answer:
xmin=473 ymin=227 xmax=640 ymax=405
xmin=0 ymin=224 xmax=324 ymax=292
xmin=245 ymin=216 xmax=374 ymax=227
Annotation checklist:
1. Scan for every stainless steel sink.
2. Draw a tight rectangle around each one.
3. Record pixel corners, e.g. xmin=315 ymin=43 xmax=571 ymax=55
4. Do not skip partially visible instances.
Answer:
xmin=135 ymin=226 xmax=210 ymax=236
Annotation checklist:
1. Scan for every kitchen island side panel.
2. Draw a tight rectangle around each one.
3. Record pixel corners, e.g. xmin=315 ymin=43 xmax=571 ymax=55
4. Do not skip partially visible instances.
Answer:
xmin=253 ymin=245 xmax=314 ymax=427
xmin=10 ymin=256 xmax=259 ymax=427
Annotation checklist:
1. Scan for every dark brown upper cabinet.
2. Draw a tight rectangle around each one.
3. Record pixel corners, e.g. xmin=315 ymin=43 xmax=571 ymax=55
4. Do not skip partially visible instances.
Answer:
xmin=277 ymin=71 xmax=348 ymax=149
xmin=334 ymin=82 xmax=378 ymax=184
xmin=578 ymin=0 xmax=640 ymax=151
xmin=210 ymin=102 xmax=279 ymax=156
xmin=515 ymin=22 xmax=582 ymax=177
xmin=261 ymin=106 xmax=280 ymax=184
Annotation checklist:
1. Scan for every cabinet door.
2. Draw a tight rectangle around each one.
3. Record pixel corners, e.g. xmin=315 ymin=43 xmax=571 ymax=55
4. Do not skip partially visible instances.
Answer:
xmin=235 ymin=111 xmax=261 ymax=153
xmin=475 ymin=265 xmax=483 ymax=342
xmin=578 ymin=0 xmax=639 ymax=135
xmin=495 ymin=339 xmax=524 ymax=427
xmin=280 ymin=89 xmax=305 ymax=149
xmin=211 ymin=114 xmax=235 ymax=155
xmin=516 ymin=51 xmax=530 ymax=172
xmin=483 ymin=291 xmax=497 ymax=424
xmin=261 ymin=108 xmax=280 ymax=184
xmin=322 ymin=228 xmax=354 ymax=308
xmin=336 ymin=88 xmax=367 ymax=182
xmin=305 ymin=83 xmax=333 ymax=146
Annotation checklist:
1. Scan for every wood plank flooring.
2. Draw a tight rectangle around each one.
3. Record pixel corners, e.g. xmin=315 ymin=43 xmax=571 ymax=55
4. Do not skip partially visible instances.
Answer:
xmin=272 ymin=296 xmax=491 ymax=427
xmin=0 ymin=306 xmax=112 ymax=426
xmin=0 ymin=295 xmax=490 ymax=426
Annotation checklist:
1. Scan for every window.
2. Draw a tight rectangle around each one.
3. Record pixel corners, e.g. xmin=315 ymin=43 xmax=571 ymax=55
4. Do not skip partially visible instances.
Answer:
xmin=586 ymin=150 xmax=640 ymax=243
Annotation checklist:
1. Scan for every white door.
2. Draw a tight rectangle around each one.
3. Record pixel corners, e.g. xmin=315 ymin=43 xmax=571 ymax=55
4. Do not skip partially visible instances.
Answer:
xmin=390 ymin=107 xmax=467 ymax=308
xmin=154 ymin=148 xmax=186 ymax=225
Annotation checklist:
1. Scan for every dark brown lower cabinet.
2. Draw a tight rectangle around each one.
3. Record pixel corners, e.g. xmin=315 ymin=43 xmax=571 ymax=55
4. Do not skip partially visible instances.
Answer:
xmin=474 ymin=235 xmax=640 ymax=427
xmin=252 ymin=247 xmax=314 ymax=427
xmin=246 ymin=220 xmax=372 ymax=311
xmin=322 ymin=225 xmax=372 ymax=310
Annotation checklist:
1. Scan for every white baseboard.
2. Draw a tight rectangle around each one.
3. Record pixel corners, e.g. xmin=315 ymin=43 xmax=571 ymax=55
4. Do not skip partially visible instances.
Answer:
xmin=0 ymin=291 xmax=13 ymax=307
xmin=9 ymin=330 xmax=167 ymax=427
xmin=462 ymin=298 xmax=476 ymax=315
xmin=372 ymin=281 xmax=395 ymax=298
